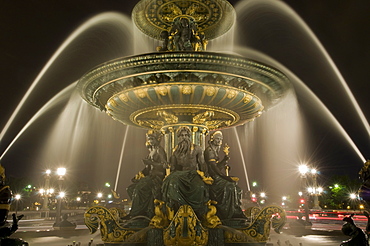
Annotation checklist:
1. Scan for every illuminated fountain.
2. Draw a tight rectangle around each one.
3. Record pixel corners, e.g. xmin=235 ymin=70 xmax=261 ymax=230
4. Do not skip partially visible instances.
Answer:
xmin=78 ymin=0 xmax=289 ymax=245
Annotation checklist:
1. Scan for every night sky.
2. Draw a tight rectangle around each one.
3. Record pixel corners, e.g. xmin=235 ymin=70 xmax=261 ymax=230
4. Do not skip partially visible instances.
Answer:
xmin=0 ymin=0 xmax=369 ymax=199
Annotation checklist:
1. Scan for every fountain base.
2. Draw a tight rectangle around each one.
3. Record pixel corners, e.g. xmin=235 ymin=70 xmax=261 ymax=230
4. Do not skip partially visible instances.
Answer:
xmin=84 ymin=204 xmax=285 ymax=246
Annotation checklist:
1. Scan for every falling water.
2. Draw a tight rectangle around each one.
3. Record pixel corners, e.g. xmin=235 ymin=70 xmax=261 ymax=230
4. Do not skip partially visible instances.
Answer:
xmin=234 ymin=0 xmax=369 ymax=147
xmin=0 ymin=12 xmax=133 ymax=151
xmin=38 ymin=89 xmax=147 ymax=193
xmin=114 ymin=126 xmax=130 ymax=192
xmin=0 ymin=83 xmax=76 ymax=160
xmin=233 ymin=128 xmax=251 ymax=191
xmin=234 ymin=47 xmax=367 ymax=164
xmin=1 ymin=12 xmax=146 ymax=193
xmin=230 ymin=45 xmax=367 ymax=198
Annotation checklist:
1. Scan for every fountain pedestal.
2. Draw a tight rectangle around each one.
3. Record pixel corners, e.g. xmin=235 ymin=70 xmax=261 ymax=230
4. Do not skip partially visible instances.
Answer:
xmin=85 ymin=204 xmax=285 ymax=246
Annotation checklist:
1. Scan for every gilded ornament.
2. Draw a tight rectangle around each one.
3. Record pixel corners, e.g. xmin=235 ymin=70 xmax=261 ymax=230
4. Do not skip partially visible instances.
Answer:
xmin=150 ymin=199 xmax=169 ymax=228
xmin=108 ymin=99 xmax=117 ymax=107
xmin=156 ymin=86 xmax=168 ymax=96
xmin=136 ymin=88 xmax=147 ymax=98
xmin=243 ymin=94 xmax=253 ymax=103
xmin=134 ymin=171 xmax=145 ymax=180
xmin=182 ymin=85 xmax=192 ymax=94
xmin=203 ymin=200 xmax=222 ymax=228
xmin=163 ymin=205 xmax=208 ymax=246
xmin=193 ymin=111 xmax=214 ymax=124
xmin=205 ymin=120 xmax=228 ymax=130
xmin=224 ymin=205 xmax=286 ymax=243
xmin=227 ymin=89 xmax=236 ymax=99
xmin=119 ymin=93 xmax=129 ymax=102
xmin=137 ymin=120 xmax=164 ymax=129
xmin=0 ymin=165 xmax=5 ymax=180
xmin=157 ymin=110 xmax=178 ymax=124
xmin=197 ymin=170 xmax=213 ymax=185
xmin=84 ymin=206 xmax=143 ymax=243
xmin=206 ymin=86 xmax=216 ymax=96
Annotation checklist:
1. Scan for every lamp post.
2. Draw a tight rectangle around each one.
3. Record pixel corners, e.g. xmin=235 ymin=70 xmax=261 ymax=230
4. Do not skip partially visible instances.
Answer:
xmin=299 ymin=164 xmax=310 ymax=222
xmin=259 ymin=192 xmax=266 ymax=205
xmin=76 ymin=197 xmax=81 ymax=209
xmin=281 ymin=196 xmax=287 ymax=208
xmin=97 ymin=192 xmax=103 ymax=204
xmin=55 ymin=167 xmax=66 ymax=225
xmin=41 ymin=169 xmax=51 ymax=211
xmin=310 ymin=169 xmax=322 ymax=210
xmin=349 ymin=193 xmax=358 ymax=209
xmin=14 ymin=194 xmax=21 ymax=215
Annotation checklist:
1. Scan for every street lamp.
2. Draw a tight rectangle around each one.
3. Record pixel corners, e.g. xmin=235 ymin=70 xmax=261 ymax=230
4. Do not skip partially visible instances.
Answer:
xmin=310 ymin=169 xmax=321 ymax=210
xmin=59 ymin=192 xmax=65 ymax=198
xmin=281 ymin=196 xmax=287 ymax=207
xmin=57 ymin=167 xmax=66 ymax=178
xmin=55 ymin=167 xmax=66 ymax=226
xmin=299 ymin=164 xmax=310 ymax=222
xmin=41 ymin=169 xmax=51 ymax=211
xmin=14 ymin=194 xmax=21 ymax=215
xmin=299 ymin=165 xmax=309 ymax=175
xmin=259 ymin=192 xmax=266 ymax=205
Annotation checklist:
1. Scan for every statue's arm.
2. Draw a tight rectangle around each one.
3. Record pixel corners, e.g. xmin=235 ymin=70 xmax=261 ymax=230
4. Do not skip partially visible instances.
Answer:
xmin=216 ymin=155 xmax=230 ymax=170
xmin=204 ymin=149 xmax=219 ymax=176
xmin=158 ymin=147 xmax=168 ymax=165
xmin=155 ymin=147 xmax=168 ymax=173
xmin=140 ymin=159 xmax=151 ymax=176
xmin=204 ymin=148 xmax=233 ymax=181
xmin=197 ymin=146 xmax=209 ymax=176
xmin=169 ymin=155 xmax=178 ymax=172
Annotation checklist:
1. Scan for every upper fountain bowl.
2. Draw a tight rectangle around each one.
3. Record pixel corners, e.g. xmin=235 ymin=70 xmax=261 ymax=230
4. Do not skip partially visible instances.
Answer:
xmin=77 ymin=51 xmax=291 ymax=130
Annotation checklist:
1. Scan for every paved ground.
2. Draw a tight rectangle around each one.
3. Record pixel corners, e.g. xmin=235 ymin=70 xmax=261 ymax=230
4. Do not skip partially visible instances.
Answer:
xmin=10 ymin=217 xmax=353 ymax=246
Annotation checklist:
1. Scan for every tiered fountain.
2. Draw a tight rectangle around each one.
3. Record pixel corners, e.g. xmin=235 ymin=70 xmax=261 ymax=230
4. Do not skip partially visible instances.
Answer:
xmin=78 ymin=0 xmax=290 ymax=245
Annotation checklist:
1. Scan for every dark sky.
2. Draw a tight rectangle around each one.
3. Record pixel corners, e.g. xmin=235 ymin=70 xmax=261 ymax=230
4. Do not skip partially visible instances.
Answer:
xmin=0 ymin=0 xmax=369 ymax=197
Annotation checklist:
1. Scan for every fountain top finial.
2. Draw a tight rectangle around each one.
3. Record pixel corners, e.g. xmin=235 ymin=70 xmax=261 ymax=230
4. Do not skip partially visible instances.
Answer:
xmin=132 ymin=0 xmax=235 ymax=40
